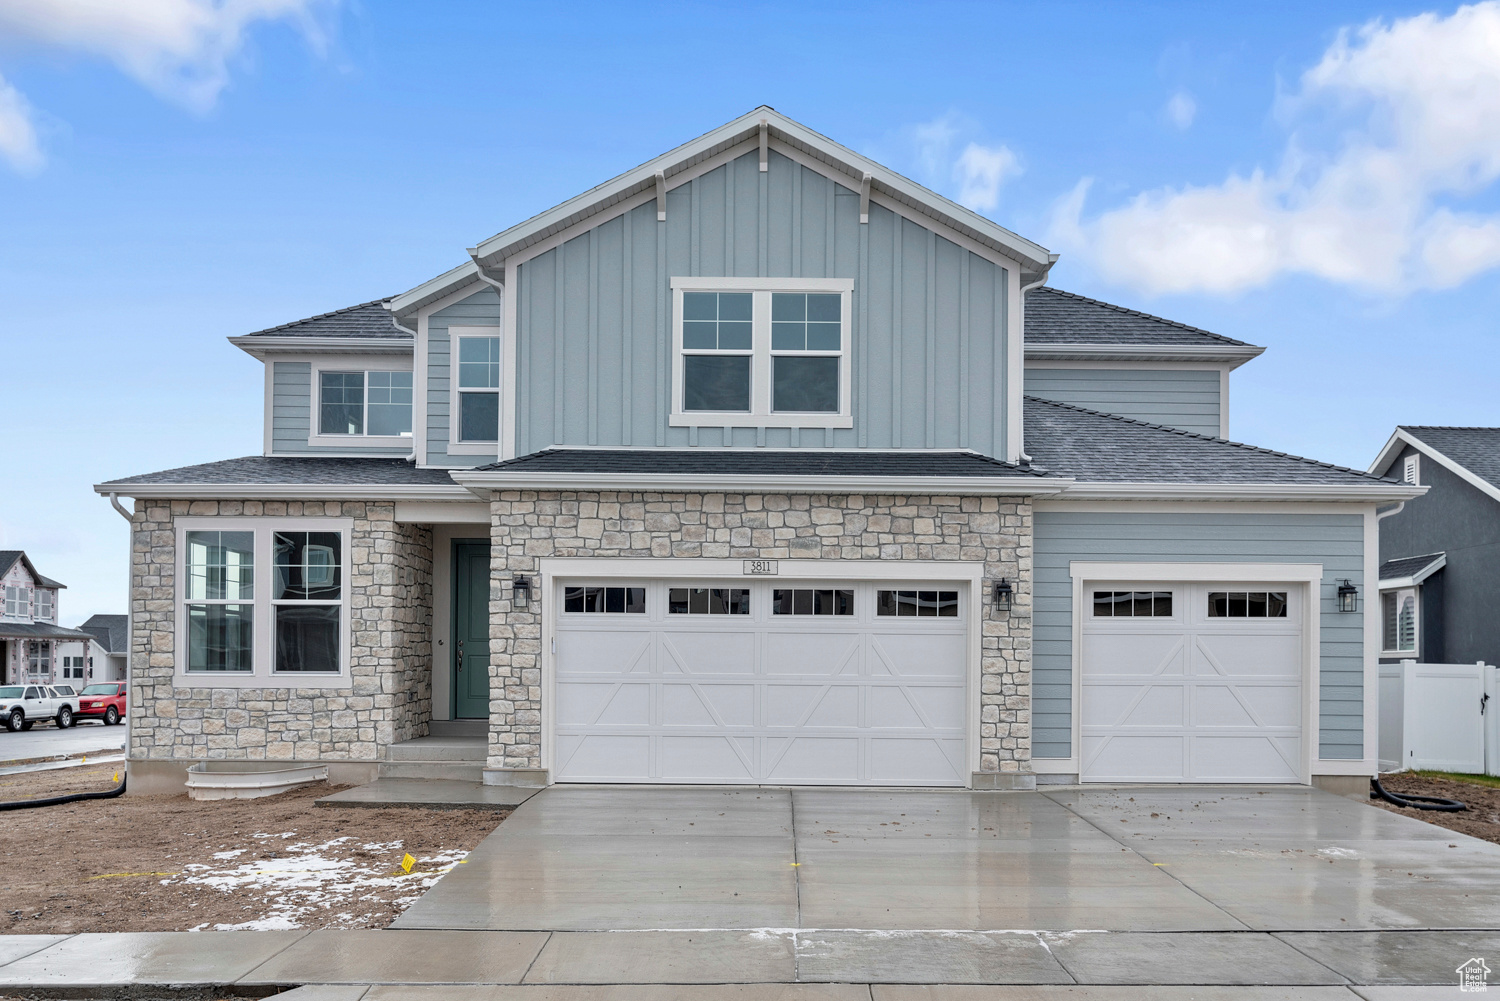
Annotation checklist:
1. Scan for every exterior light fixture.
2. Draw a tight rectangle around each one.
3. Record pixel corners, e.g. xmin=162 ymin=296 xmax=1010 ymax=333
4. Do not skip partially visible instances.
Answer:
xmin=512 ymin=575 xmax=532 ymax=609
xmin=1336 ymin=578 xmax=1358 ymax=613
xmin=992 ymin=578 xmax=1013 ymax=615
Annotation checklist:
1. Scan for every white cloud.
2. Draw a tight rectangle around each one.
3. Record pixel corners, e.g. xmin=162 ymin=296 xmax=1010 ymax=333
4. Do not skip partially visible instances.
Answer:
xmin=0 ymin=0 xmax=330 ymax=171
xmin=1165 ymin=90 xmax=1196 ymax=130
xmin=1053 ymin=2 xmax=1500 ymax=295
xmin=0 ymin=71 xmax=42 ymax=172
xmin=907 ymin=112 xmax=1022 ymax=213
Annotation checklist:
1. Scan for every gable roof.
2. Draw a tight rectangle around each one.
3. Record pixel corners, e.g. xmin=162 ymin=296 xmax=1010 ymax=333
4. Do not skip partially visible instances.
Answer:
xmin=227 ymin=300 xmax=411 ymax=358
xmin=1369 ymin=426 xmax=1500 ymax=505
xmin=389 ymin=107 xmax=1057 ymax=317
xmin=1024 ymin=287 xmax=1265 ymax=365
xmin=0 ymin=551 xmax=63 ymax=589
xmin=79 ymin=614 xmax=128 ymax=654
xmin=1379 ymin=553 xmax=1446 ymax=587
xmin=1025 ymin=396 xmax=1422 ymax=500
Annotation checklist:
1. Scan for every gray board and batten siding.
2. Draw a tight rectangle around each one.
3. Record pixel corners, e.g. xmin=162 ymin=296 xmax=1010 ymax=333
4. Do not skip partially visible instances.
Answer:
xmin=1024 ymin=368 xmax=1221 ymax=437
xmin=1033 ymin=510 xmax=1367 ymax=761
xmin=425 ymin=287 xmax=503 ymax=466
xmin=513 ymin=149 xmax=1013 ymax=454
xmin=271 ymin=361 xmax=413 ymax=457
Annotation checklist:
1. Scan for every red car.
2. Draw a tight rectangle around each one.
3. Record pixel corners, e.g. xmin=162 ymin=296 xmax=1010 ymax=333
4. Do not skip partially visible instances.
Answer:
xmin=75 ymin=683 xmax=126 ymax=725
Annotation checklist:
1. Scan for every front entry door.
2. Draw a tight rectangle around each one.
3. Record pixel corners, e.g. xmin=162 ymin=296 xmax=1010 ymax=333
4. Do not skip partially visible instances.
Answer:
xmin=452 ymin=540 xmax=491 ymax=719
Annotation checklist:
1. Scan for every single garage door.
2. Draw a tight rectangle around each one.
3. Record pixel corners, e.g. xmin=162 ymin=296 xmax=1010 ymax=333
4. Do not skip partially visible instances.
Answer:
xmin=1080 ymin=582 xmax=1304 ymax=783
xmin=554 ymin=580 xmax=968 ymax=785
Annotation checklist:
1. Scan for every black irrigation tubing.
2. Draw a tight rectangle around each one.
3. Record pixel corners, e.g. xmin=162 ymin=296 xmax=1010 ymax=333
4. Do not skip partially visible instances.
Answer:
xmin=1371 ymin=776 xmax=1467 ymax=812
xmin=0 ymin=775 xmax=126 ymax=812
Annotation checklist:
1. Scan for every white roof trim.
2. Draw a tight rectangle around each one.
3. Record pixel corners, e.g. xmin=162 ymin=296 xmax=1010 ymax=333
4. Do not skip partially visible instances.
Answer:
xmin=1024 ymin=343 xmax=1265 ymax=368
xmin=385 ymin=262 xmax=483 ymax=317
xmin=229 ymin=335 xmax=414 ymax=359
xmin=450 ymin=469 xmax=1070 ymax=497
xmin=93 ymin=483 xmax=471 ymax=502
xmin=1056 ymin=481 xmax=1427 ymax=502
xmin=1369 ymin=427 xmax=1500 ymax=505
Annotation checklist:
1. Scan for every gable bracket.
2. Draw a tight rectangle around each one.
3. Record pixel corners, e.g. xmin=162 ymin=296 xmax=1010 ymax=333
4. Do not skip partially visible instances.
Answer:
xmin=655 ymin=171 xmax=667 ymax=222
xmin=860 ymin=173 xmax=872 ymax=224
xmin=758 ymin=120 xmax=769 ymax=172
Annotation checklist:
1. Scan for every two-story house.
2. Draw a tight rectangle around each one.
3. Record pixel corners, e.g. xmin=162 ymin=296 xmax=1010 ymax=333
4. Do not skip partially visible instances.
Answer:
xmin=1 ymin=551 xmax=94 ymax=685
xmin=1368 ymin=426 xmax=1500 ymax=666
xmin=97 ymin=108 xmax=1421 ymax=796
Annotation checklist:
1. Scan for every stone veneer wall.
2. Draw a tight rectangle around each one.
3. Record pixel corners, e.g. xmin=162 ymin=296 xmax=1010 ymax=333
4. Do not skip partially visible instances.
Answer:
xmin=128 ymin=499 xmax=433 ymax=761
xmin=486 ymin=491 xmax=1032 ymax=776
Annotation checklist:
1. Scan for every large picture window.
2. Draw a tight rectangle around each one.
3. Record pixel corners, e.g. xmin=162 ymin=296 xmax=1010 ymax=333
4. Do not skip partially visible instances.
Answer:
xmin=670 ymin=278 xmax=853 ymax=429
xmin=317 ymin=369 xmax=413 ymax=438
xmin=177 ymin=520 xmax=351 ymax=686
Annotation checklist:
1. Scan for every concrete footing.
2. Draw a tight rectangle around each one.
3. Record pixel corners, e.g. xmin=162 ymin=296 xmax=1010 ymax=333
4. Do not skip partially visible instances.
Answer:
xmin=484 ymin=767 xmax=550 ymax=788
xmin=971 ymin=771 xmax=1037 ymax=790
xmin=1313 ymin=773 xmax=1373 ymax=800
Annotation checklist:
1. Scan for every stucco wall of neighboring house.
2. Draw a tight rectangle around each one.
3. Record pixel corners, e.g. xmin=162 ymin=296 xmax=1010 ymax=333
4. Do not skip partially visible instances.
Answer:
xmin=483 ymin=490 xmax=1032 ymax=779
xmin=1380 ymin=443 xmax=1500 ymax=665
xmin=1033 ymin=507 xmax=1368 ymax=761
xmin=126 ymin=499 xmax=434 ymax=766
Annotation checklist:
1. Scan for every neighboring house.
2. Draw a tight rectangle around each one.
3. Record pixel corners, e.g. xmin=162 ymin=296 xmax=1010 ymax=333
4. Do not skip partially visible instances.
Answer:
xmin=1368 ymin=427 xmax=1500 ymax=666
xmin=57 ymin=614 xmax=129 ymax=684
xmin=0 ymin=551 xmax=94 ymax=686
xmin=95 ymin=108 xmax=1420 ymax=796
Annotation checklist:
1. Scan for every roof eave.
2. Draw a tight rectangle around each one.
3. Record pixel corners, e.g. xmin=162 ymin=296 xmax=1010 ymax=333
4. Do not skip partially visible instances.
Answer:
xmin=469 ymin=107 xmax=1055 ymax=274
xmin=92 ymin=482 xmax=471 ymax=502
xmin=1024 ymin=343 xmax=1266 ymax=368
xmin=1053 ymin=481 xmax=1428 ymax=502
xmin=384 ymin=262 xmax=483 ymax=318
xmin=450 ymin=469 xmax=1070 ymax=496
xmin=1370 ymin=428 xmax=1500 ymax=505
xmin=228 ymin=335 xmax=415 ymax=360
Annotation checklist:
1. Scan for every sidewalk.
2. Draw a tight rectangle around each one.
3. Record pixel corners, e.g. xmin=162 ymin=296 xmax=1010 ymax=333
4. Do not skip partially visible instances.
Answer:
xmin=0 ymin=928 xmax=1490 ymax=997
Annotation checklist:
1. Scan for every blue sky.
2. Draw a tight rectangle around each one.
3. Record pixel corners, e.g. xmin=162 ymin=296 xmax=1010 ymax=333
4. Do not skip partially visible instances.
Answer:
xmin=3 ymin=0 xmax=1499 ymax=623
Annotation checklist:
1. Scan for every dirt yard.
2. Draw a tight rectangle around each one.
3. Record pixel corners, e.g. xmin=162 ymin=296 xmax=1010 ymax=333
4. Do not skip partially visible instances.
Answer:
xmin=0 ymin=765 xmax=504 ymax=934
xmin=1371 ymin=771 xmax=1500 ymax=844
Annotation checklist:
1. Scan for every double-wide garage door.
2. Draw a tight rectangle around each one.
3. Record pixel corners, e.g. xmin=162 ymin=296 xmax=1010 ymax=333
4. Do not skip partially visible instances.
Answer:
xmin=554 ymin=580 xmax=968 ymax=785
xmin=1080 ymin=581 xmax=1305 ymax=783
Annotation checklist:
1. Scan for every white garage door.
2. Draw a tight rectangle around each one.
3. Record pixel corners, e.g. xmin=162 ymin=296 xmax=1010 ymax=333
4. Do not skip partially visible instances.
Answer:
xmin=553 ymin=580 xmax=968 ymax=785
xmin=1080 ymin=582 xmax=1304 ymax=783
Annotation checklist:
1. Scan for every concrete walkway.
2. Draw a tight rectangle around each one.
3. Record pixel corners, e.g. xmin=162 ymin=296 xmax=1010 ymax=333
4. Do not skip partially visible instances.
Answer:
xmin=0 ymin=785 xmax=1497 ymax=995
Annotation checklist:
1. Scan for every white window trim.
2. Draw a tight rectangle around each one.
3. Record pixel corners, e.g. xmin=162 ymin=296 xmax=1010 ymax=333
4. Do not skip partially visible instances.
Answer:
xmin=174 ymin=517 xmax=354 ymax=689
xmin=448 ymin=325 xmax=505 ymax=456
xmin=306 ymin=358 xmax=416 ymax=449
xmin=669 ymin=276 xmax=855 ymax=430
xmin=1380 ymin=585 xmax=1419 ymax=656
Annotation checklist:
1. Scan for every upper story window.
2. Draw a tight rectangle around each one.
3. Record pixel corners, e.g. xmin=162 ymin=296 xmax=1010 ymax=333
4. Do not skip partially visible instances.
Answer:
xmin=35 ymin=590 xmax=53 ymax=622
xmin=670 ymin=278 xmax=854 ymax=429
xmin=1382 ymin=587 xmax=1417 ymax=654
xmin=456 ymin=334 xmax=501 ymax=443
xmin=3 ymin=585 xmax=30 ymax=619
xmin=317 ymin=369 xmax=413 ymax=439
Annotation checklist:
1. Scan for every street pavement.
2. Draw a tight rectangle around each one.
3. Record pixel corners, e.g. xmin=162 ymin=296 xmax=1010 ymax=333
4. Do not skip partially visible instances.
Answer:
xmin=0 ymin=717 xmax=124 ymax=764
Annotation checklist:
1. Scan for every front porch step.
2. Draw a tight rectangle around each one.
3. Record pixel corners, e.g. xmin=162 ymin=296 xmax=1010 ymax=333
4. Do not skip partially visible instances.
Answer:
xmin=377 ymin=759 xmax=485 ymax=782
xmin=387 ymin=736 xmax=486 ymax=762
xmin=429 ymin=719 xmax=486 ymax=738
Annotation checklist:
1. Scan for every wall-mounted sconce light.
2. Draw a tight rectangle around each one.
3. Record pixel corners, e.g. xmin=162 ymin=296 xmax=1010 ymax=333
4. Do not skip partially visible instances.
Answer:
xmin=1336 ymin=578 xmax=1358 ymax=613
xmin=512 ymin=575 xmax=532 ymax=609
xmin=992 ymin=578 xmax=1013 ymax=615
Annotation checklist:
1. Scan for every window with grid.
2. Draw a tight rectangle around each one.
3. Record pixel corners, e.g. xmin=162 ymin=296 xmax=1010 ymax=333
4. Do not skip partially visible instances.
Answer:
xmin=1093 ymin=591 xmax=1174 ymax=617
xmin=273 ymin=532 xmax=343 ymax=673
xmin=185 ymin=531 xmax=255 ymax=673
xmin=564 ymin=586 xmax=646 ymax=614
xmin=457 ymin=335 xmax=501 ymax=442
xmin=669 ymin=587 xmax=750 ymax=614
xmin=770 ymin=292 xmax=840 ymax=413
xmin=681 ymin=291 xmax=753 ymax=412
xmin=877 ymin=590 xmax=959 ymax=617
xmin=773 ymin=588 xmax=854 ymax=616
xmin=318 ymin=370 xmax=413 ymax=437
xmin=1207 ymin=591 xmax=1288 ymax=618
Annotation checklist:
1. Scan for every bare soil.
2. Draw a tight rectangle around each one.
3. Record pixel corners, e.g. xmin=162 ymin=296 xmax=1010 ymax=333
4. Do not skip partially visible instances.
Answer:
xmin=1371 ymin=772 xmax=1500 ymax=844
xmin=0 ymin=765 xmax=504 ymax=934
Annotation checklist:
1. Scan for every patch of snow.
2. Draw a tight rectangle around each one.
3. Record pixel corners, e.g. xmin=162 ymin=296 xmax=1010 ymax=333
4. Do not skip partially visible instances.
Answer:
xmin=211 ymin=849 xmax=246 ymax=860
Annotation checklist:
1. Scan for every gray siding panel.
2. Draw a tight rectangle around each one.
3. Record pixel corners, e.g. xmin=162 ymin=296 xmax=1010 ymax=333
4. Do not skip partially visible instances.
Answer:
xmin=425 ymin=288 xmax=502 ymax=466
xmin=1024 ymin=368 xmax=1220 ymax=435
xmin=515 ymin=149 xmax=1011 ymax=454
xmin=270 ymin=361 xmax=411 ymax=457
xmin=1034 ymin=509 xmax=1366 ymax=761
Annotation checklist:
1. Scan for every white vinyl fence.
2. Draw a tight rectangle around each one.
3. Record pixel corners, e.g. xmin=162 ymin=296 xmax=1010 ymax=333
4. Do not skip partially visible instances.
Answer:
xmin=1379 ymin=660 xmax=1497 ymax=774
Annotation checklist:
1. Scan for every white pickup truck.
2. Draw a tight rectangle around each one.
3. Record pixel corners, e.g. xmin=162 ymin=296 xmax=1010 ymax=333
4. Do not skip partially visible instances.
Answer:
xmin=0 ymin=684 xmax=80 ymax=732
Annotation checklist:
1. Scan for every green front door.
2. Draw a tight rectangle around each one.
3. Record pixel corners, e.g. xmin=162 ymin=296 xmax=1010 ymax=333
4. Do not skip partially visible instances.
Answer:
xmin=452 ymin=540 xmax=491 ymax=719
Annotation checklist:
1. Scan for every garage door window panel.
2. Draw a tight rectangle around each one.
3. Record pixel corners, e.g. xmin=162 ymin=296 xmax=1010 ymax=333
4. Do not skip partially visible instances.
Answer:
xmin=1207 ymin=591 xmax=1288 ymax=618
xmin=773 ymin=588 xmax=853 ymax=616
xmin=1092 ymin=591 xmax=1173 ymax=617
xmin=877 ymin=590 xmax=959 ymax=617
xmin=669 ymin=587 xmax=749 ymax=615
xmin=564 ymin=586 xmax=646 ymax=614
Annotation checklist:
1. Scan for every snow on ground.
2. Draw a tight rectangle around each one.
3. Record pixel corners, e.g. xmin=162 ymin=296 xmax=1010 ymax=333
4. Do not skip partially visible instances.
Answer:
xmin=172 ymin=831 xmax=469 ymax=930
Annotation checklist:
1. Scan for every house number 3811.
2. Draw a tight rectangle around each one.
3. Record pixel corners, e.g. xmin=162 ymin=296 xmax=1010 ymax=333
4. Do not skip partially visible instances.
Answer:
xmin=742 ymin=560 xmax=779 ymax=575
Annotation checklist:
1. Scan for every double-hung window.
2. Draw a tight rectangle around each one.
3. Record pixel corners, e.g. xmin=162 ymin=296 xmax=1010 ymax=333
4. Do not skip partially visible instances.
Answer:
xmin=35 ymin=590 xmax=53 ymax=621
xmin=3 ymin=585 xmax=29 ymax=619
xmin=177 ymin=519 xmax=351 ymax=686
xmin=456 ymin=333 xmax=501 ymax=444
xmin=315 ymin=367 xmax=413 ymax=440
xmin=1382 ymin=587 xmax=1418 ymax=655
xmin=671 ymin=278 xmax=853 ymax=428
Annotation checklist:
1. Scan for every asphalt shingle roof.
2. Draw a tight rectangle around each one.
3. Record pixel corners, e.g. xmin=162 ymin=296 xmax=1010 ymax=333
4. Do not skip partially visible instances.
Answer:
xmin=0 ymin=622 xmax=93 ymax=641
xmin=79 ymin=614 xmax=128 ymax=654
xmin=1402 ymin=427 xmax=1500 ymax=490
xmin=1025 ymin=396 xmax=1396 ymax=485
xmin=473 ymin=449 xmax=1046 ymax=478
xmin=99 ymin=456 xmax=457 ymax=487
xmin=1380 ymin=554 xmax=1445 ymax=581
xmin=0 ymin=551 xmax=63 ymax=589
xmin=1025 ymin=287 xmax=1255 ymax=348
xmin=241 ymin=300 xmax=406 ymax=339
